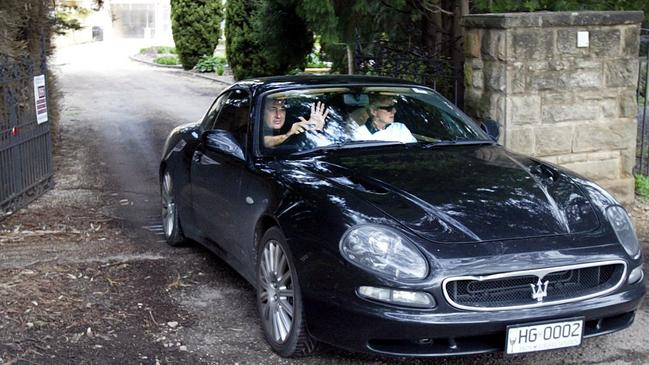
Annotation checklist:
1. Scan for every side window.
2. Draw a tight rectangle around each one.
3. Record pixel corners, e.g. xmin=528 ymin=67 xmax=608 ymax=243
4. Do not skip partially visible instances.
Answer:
xmin=202 ymin=93 xmax=228 ymax=130
xmin=213 ymin=89 xmax=251 ymax=146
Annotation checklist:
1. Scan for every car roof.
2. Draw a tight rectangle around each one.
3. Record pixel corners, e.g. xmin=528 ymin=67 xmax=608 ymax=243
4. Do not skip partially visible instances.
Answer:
xmin=230 ymin=75 xmax=425 ymax=96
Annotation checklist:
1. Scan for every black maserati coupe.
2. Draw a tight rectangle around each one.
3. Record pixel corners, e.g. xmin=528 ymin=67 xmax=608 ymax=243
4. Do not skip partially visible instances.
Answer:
xmin=159 ymin=76 xmax=645 ymax=358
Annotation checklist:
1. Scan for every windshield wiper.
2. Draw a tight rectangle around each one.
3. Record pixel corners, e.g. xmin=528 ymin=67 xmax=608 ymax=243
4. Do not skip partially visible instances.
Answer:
xmin=422 ymin=139 xmax=495 ymax=149
xmin=290 ymin=140 xmax=405 ymax=156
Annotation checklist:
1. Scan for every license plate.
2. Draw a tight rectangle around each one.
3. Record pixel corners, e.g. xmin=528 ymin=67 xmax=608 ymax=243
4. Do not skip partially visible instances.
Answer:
xmin=506 ymin=318 xmax=584 ymax=355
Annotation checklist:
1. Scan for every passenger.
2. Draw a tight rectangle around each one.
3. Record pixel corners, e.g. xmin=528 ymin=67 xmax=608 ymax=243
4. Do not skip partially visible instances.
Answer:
xmin=354 ymin=94 xmax=417 ymax=143
xmin=263 ymin=98 xmax=329 ymax=148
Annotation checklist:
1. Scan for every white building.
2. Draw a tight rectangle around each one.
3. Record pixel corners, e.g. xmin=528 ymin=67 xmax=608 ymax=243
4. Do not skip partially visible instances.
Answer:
xmin=110 ymin=0 xmax=173 ymax=42
xmin=54 ymin=0 xmax=174 ymax=47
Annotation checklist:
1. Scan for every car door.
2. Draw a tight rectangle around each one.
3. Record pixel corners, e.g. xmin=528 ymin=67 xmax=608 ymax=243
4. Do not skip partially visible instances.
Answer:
xmin=191 ymin=89 xmax=250 ymax=260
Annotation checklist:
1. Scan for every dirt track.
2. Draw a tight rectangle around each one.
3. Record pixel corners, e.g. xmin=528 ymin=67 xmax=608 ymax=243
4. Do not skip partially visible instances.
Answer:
xmin=0 ymin=41 xmax=648 ymax=365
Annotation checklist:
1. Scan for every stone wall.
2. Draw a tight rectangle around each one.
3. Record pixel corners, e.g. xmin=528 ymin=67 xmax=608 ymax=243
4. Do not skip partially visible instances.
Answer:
xmin=462 ymin=11 xmax=643 ymax=204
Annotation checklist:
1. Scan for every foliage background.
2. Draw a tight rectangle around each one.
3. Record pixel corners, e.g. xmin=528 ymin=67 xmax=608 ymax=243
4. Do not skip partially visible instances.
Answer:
xmin=221 ymin=0 xmax=647 ymax=80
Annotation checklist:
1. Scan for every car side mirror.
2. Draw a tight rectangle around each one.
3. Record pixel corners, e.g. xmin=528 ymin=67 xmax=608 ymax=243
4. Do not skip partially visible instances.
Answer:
xmin=202 ymin=130 xmax=245 ymax=160
xmin=480 ymin=118 xmax=500 ymax=142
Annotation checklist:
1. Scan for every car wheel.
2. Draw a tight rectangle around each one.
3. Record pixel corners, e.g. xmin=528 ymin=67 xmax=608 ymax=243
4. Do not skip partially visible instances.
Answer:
xmin=161 ymin=169 xmax=186 ymax=246
xmin=256 ymin=227 xmax=317 ymax=357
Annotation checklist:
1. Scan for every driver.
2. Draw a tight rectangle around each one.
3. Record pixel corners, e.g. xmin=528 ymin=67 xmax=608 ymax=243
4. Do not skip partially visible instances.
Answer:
xmin=263 ymin=98 xmax=329 ymax=148
xmin=354 ymin=94 xmax=417 ymax=143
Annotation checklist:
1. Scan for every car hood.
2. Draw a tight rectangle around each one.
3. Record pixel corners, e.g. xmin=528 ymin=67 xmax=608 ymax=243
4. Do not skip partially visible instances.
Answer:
xmin=277 ymin=144 xmax=600 ymax=243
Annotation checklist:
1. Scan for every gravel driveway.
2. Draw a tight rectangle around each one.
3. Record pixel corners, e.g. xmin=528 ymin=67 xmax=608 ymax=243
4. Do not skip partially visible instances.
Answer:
xmin=0 ymin=40 xmax=647 ymax=365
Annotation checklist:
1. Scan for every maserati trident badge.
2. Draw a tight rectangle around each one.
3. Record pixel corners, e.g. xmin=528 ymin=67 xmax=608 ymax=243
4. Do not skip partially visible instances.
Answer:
xmin=531 ymin=278 xmax=549 ymax=302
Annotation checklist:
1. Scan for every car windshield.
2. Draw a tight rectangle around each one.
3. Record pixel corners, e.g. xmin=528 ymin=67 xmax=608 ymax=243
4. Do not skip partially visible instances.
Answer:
xmin=259 ymin=86 xmax=491 ymax=155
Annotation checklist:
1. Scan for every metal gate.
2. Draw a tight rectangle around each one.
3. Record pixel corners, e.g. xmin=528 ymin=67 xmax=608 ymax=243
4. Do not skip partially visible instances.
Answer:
xmin=637 ymin=28 xmax=649 ymax=176
xmin=0 ymin=50 xmax=53 ymax=219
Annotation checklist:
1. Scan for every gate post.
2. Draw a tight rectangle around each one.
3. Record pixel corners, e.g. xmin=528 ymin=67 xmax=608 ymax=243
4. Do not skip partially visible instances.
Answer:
xmin=462 ymin=11 xmax=644 ymax=204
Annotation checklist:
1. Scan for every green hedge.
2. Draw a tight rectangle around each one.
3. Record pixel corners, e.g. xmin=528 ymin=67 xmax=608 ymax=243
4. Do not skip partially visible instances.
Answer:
xmin=225 ymin=0 xmax=313 ymax=80
xmin=170 ymin=0 xmax=222 ymax=70
xmin=224 ymin=0 xmax=265 ymax=80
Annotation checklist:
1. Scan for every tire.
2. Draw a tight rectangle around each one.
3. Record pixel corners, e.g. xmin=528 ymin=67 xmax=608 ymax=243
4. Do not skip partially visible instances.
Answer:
xmin=256 ymin=227 xmax=317 ymax=357
xmin=160 ymin=169 xmax=186 ymax=247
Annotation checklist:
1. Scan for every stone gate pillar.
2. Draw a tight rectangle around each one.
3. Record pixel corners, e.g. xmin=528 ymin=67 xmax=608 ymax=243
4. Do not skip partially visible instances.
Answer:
xmin=462 ymin=11 xmax=643 ymax=204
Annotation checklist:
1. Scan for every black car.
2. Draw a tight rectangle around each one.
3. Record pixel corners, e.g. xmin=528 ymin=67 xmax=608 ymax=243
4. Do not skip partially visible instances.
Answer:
xmin=159 ymin=76 xmax=645 ymax=358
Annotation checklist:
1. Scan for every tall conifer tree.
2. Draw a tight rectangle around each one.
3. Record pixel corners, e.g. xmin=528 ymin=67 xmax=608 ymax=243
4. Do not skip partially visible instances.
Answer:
xmin=170 ymin=0 xmax=222 ymax=70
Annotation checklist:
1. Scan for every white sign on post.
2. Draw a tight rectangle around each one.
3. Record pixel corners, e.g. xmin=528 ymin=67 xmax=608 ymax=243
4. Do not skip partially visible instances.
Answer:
xmin=33 ymin=75 xmax=48 ymax=124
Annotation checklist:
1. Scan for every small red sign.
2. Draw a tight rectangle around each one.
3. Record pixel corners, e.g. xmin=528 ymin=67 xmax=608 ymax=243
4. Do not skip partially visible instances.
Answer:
xmin=11 ymin=127 xmax=18 ymax=136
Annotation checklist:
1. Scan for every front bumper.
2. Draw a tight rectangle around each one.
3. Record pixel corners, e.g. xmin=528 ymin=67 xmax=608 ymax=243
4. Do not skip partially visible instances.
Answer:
xmin=303 ymin=282 xmax=644 ymax=357
xmin=289 ymin=225 xmax=645 ymax=357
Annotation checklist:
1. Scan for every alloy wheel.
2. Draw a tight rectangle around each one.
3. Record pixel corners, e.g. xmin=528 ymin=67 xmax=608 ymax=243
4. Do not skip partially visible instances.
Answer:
xmin=161 ymin=171 xmax=176 ymax=238
xmin=259 ymin=239 xmax=295 ymax=343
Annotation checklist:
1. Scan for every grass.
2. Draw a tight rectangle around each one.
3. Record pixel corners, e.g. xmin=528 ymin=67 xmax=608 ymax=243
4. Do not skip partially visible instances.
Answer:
xmin=636 ymin=174 xmax=649 ymax=200
xmin=140 ymin=46 xmax=177 ymax=55
xmin=154 ymin=56 xmax=179 ymax=65
xmin=156 ymin=46 xmax=176 ymax=54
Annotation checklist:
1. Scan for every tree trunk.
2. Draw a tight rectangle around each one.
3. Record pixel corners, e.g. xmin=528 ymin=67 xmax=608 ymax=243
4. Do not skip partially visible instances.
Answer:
xmin=431 ymin=8 xmax=442 ymax=54
xmin=346 ymin=44 xmax=355 ymax=74
xmin=452 ymin=0 xmax=469 ymax=109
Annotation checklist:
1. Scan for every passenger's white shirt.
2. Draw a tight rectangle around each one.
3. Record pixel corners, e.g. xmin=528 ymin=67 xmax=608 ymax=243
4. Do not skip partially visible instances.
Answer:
xmin=354 ymin=122 xmax=417 ymax=143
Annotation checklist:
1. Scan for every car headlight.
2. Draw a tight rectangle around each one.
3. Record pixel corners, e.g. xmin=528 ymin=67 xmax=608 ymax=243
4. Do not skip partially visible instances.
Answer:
xmin=340 ymin=225 xmax=428 ymax=280
xmin=606 ymin=205 xmax=641 ymax=258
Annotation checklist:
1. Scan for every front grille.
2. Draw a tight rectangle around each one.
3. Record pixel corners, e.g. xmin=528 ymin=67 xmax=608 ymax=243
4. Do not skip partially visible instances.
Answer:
xmin=444 ymin=261 xmax=626 ymax=310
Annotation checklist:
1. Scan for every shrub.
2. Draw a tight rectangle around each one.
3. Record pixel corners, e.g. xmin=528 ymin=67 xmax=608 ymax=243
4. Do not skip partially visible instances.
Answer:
xmin=154 ymin=56 xmax=179 ymax=65
xmin=225 ymin=0 xmax=313 ymax=80
xmin=194 ymin=55 xmax=226 ymax=72
xmin=253 ymin=1 xmax=313 ymax=74
xmin=306 ymin=51 xmax=330 ymax=68
xmin=216 ymin=64 xmax=225 ymax=76
xmin=224 ymin=0 xmax=269 ymax=80
xmin=170 ymin=0 xmax=222 ymax=70
xmin=636 ymin=174 xmax=649 ymax=199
